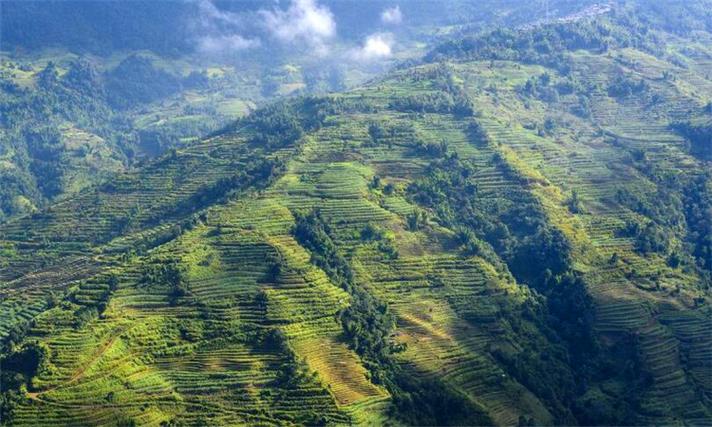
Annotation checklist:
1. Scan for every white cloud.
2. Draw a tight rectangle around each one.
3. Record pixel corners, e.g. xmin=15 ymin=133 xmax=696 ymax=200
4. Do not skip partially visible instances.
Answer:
xmin=195 ymin=0 xmax=243 ymax=27
xmin=191 ymin=0 xmax=338 ymax=56
xmin=380 ymin=6 xmax=403 ymax=25
xmin=198 ymin=34 xmax=260 ymax=53
xmin=350 ymin=33 xmax=394 ymax=62
xmin=260 ymin=0 xmax=336 ymax=48
xmin=192 ymin=0 xmax=257 ymax=54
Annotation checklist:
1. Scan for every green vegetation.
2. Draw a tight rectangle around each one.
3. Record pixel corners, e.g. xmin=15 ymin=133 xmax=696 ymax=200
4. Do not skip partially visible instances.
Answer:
xmin=293 ymin=210 xmax=491 ymax=425
xmin=1 ymin=1 xmax=712 ymax=426
xmin=2 ymin=0 xmax=561 ymax=223
xmin=673 ymin=119 xmax=712 ymax=161
xmin=0 ymin=54 xmax=258 ymax=220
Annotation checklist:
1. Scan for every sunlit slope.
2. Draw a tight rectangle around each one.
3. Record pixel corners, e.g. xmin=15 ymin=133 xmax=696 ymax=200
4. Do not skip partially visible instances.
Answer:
xmin=2 ymin=14 xmax=712 ymax=426
xmin=440 ymin=35 xmax=712 ymax=423
xmin=2 ymin=92 xmax=562 ymax=425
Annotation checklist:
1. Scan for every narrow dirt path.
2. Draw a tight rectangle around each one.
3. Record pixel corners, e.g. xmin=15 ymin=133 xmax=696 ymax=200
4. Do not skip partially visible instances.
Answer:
xmin=27 ymin=326 xmax=129 ymax=400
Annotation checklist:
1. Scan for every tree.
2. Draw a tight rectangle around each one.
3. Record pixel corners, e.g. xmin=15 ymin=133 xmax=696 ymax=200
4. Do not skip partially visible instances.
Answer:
xmin=667 ymin=251 xmax=681 ymax=268
xmin=108 ymin=274 xmax=119 ymax=291
xmin=634 ymin=223 xmax=670 ymax=254
xmin=360 ymin=224 xmax=382 ymax=241
xmin=264 ymin=253 xmax=284 ymax=283
xmin=567 ymin=190 xmax=582 ymax=214
xmin=406 ymin=211 xmax=426 ymax=231
xmin=368 ymin=123 xmax=385 ymax=143
xmin=255 ymin=289 xmax=269 ymax=310
xmin=262 ymin=328 xmax=289 ymax=353
xmin=371 ymin=175 xmax=382 ymax=189
xmin=37 ymin=62 xmax=59 ymax=88
xmin=0 ymin=342 xmax=50 ymax=392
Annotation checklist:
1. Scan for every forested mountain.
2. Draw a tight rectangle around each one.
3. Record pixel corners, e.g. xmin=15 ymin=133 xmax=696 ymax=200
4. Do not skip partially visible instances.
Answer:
xmin=1 ymin=1 xmax=711 ymax=426
xmin=0 ymin=52 xmax=265 ymax=220
xmin=0 ymin=0 xmax=594 ymax=222
xmin=1 ymin=0 xmax=597 ymax=56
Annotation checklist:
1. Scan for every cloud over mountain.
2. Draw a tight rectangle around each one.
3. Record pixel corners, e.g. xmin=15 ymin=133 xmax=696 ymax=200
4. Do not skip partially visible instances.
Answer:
xmin=198 ymin=34 xmax=260 ymax=53
xmin=192 ymin=0 xmax=337 ymax=55
xmin=260 ymin=0 xmax=336 ymax=50
xmin=380 ymin=6 xmax=403 ymax=25
xmin=350 ymin=33 xmax=394 ymax=62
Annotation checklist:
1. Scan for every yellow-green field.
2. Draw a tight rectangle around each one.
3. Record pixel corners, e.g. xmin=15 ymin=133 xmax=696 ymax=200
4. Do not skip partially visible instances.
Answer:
xmin=1 ymin=16 xmax=711 ymax=426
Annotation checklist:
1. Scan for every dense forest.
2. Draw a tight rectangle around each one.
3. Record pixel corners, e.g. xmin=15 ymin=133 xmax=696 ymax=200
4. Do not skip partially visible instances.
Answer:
xmin=0 ymin=55 xmax=230 ymax=220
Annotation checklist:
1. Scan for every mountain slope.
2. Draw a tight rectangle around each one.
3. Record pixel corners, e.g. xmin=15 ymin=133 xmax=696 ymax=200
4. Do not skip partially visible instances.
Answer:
xmin=1 ymin=4 xmax=712 ymax=426
xmin=0 ymin=0 xmax=606 ymax=222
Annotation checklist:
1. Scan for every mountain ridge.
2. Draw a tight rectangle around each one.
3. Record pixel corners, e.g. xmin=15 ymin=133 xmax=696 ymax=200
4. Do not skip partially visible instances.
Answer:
xmin=1 ymin=3 xmax=711 ymax=426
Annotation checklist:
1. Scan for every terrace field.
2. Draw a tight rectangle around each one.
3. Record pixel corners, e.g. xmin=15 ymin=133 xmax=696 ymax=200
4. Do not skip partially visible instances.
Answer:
xmin=1 ymin=3 xmax=711 ymax=426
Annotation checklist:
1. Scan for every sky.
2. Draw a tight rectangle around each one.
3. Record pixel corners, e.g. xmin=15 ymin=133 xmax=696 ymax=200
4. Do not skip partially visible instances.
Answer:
xmin=192 ymin=0 xmax=403 ymax=63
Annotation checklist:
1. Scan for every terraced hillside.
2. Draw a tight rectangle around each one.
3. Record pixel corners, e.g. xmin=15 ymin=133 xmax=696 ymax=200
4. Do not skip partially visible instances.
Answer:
xmin=2 ymin=0 xmax=600 ymax=223
xmin=2 ymin=4 xmax=712 ymax=426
